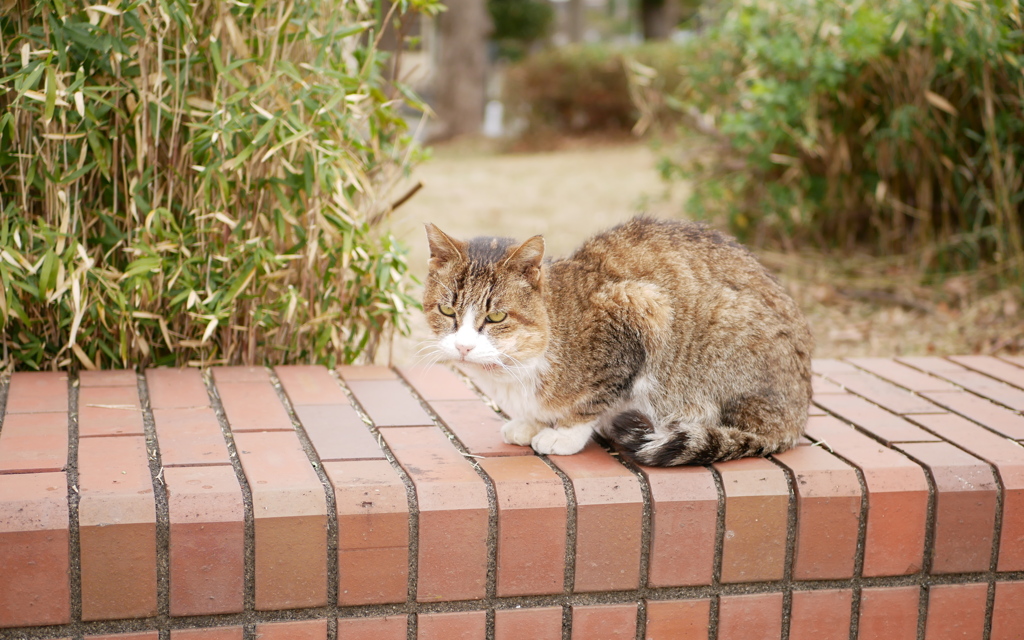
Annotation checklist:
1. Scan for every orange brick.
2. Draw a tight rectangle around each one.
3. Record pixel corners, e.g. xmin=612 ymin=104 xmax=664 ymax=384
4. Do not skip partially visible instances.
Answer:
xmin=920 ymin=390 xmax=1024 ymax=439
xmin=713 ymin=457 xmax=789 ymax=583
xmin=212 ymin=366 xmax=269 ymax=383
xmin=153 ymin=407 xmax=230 ymax=467
xmin=550 ymin=441 xmax=642 ymax=592
xmin=78 ymin=385 xmax=144 ymax=437
xmin=324 ymin=459 xmax=409 ymax=605
xmin=478 ymin=455 xmax=567 ymax=596
xmin=293 ymin=404 xmax=384 ymax=461
xmin=146 ymin=368 xmax=210 ymax=410
xmin=642 ymin=466 xmax=717 ymax=587
xmin=813 ymin=358 xmax=860 ymax=374
xmin=910 ymin=359 xmax=1024 ymax=412
xmin=336 ymin=615 xmax=408 ymax=639
xmin=5 ymin=371 xmax=68 ymax=414
xmin=337 ymin=365 xmax=397 ymax=380
xmin=216 ymin=381 xmax=293 ymax=432
xmin=495 ymin=607 xmax=563 ymax=640
xmin=645 ymin=599 xmax=709 ymax=640
xmin=812 ymin=375 xmax=846 ymax=395
xmin=821 ymin=370 xmax=942 ymax=414
xmin=0 ymin=412 xmax=68 ymax=474
xmin=79 ymin=369 xmax=139 ymax=387
xmin=773 ymin=444 xmax=861 ymax=580
xmin=234 ymin=431 xmax=328 ymax=610
xmin=719 ymin=592 xmax=783 ymax=640
xmin=571 ymin=603 xmax=637 ymax=640
xmin=255 ymin=619 xmax=328 ymax=640
xmin=806 ymin=416 xmax=928 ymax=576
xmin=398 ymin=365 xmax=479 ymax=401
xmin=858 ymin=586 xmax=920 ymax=640
xmin=924 ymin=583 xmax=987 ymax=640
xmin=789 ymin=589 xmax=852 ymax=640
xmin=845 ymin=358 xmax=958 ymax=392
xmin=431 ymin=399 xmax=528 ymax=457
xmin=170 ymin=628 xmax=243 ymax=640
xmin=165 ymin=465 xmax=245 ymax=616
xmin=380 ymin=426 xmax=488 ymax=602
xmin=343 ymin=379 xmax=433 ymax=427
xmin=418 ymin=611 xmax=487 ymax=639
xmin=274 ymin=364 xmax=350 ymax=405
xmin=950 ymin=355 xmax=1024 ymax=389
xmin=78 ymin=436 xmax=156 ymax=620
xmin=814 ymin=393 xmax=939 ymax=443
xmin=992 ymin=581 xmax=1024 ymax=640
xmin=87 ymin=633 xmax=158 ymax=640
xmin=898 ymin=441 xmax=997 ymax=574
xmin=0 ymin=472 xmax=70 ymax=626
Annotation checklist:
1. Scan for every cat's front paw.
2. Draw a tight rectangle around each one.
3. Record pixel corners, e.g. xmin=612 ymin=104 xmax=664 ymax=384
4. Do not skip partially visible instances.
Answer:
xmin=531 ymin=424 xmax=594 ymax=456
xmin=502 ymin=418 xmax=544 ymax=446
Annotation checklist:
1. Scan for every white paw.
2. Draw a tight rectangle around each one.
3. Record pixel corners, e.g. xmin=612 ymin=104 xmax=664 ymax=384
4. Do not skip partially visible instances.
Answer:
xmin=501 ymin=418 xmax=543 ymax=446
xmin=531 ymin=424 xmax=594 ymax=456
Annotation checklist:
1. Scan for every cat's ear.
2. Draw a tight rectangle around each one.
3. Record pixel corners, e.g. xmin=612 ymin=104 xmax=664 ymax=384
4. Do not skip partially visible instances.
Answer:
xmin=503 ymin=235 xmax=545 ymax=287
xmin=425 ymin=223 xmax=467 ymax=269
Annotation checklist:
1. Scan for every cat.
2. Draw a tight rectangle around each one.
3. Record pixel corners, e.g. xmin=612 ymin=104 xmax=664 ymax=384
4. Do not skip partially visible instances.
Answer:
xmin=422 ymin=216 xmax=813 ymax=465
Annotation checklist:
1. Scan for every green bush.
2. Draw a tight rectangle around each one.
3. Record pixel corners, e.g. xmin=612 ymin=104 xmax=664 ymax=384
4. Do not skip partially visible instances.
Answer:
xmin=504 ymin=42 xmax=690 ymax=140
xmin=648 ymin=0 xmax=1024 ymax=279
xmin=0 ymin=0 xmax=441 ymax=371
xmin=489 ymin=0 xmax=554 ymax=60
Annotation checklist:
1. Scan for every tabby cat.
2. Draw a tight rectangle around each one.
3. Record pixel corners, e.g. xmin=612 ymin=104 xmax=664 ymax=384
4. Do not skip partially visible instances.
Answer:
xmin=422 ymin=216 xmax=813 ymax=465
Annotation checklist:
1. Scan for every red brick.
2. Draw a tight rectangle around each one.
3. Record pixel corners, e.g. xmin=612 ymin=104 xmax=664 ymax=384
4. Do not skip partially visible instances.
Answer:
xmin=805 ymin=416 xmax=928 ymax=577
xmin=478 ymin=456 xmax=567 ymax=596
xmin=418 ymin=611 xmax=487 ymax=640
xmin=336 ymin=615 xmax=408 ymax=639
xmin=170 ymin=628 xmax=243 ymax=640
xmin=212 ymin=365 xmax=269 ymax=383
xmin=216 ymin=381 xmax=293 ymax=432
xmin=713 ymin=457 xmax=789 ymax=583
xmin=898 ymin=441 xmax=997 ymax=574
xmin=814 ymin=393 xmax=939 ymax=443
xmin=78 ymin=385 xmax=144 ymax=437
xmin=812 ymin=375 xmax=846 ymax=395
xmin=718 ymin=592 xmax=783 ymax=640
xmin=343 ymin=379 xmax=433 ymax=428
xmin=399 ymin=365 xmax=479 ymax=401
xmin=495 ymin=607 xmax=563 ymax=640
xmin=950 ymin=355 xmax=1024 ymax=389
xmin=789 ymin=589 xmax=853 ymax=640
xmin=808 ymin=404 xmax=827 ymax=416
xmin=1001 ymin=355 xmax=1024 ymax=367
xmin=324 ymin=460 xmax=409 ymax=605
xmin=924 ymin=583 xmax=987 ymax=640
xmin=79 ymin=369 xmax=138 ymax=387
xmin=846 ymin=358 xmax=958 ymax=392
xmin=821 ymin=370 xmax=941 ymax=414
xmin=78 ymin=436 xmax=157 ymax=620
xmin=431 ymin=399 xmax=528 ymax=457
xmin=773 ymin=444 xmax=861 ymax=580
xmin=337 ymin=365 xmax=397 ymax=380
xmin=153 ymin=407 xmax=231 ymax=467
xmin=645 ymin=599 xmax=709 ymax=640
xmin=146 ymin=368 xmax=209 ymax=410
xmin=255 ymin=619 xmax=328 ymax=640
xmin=234 ymin=431 xmax=328 ymax=610
xmin=906 ymin=358 xmax=1024 ymax=411
xmin=0 ymin=472 xmax=69 ymax=626
xmin=5 ymin=371 xmax=68 ymax=413
xmin=165 ymin=465 xmax=245 ymax=616
xmin=920 ymin=390 xmax=1024 ymax=439
xmin=0 ymin=412 xmax=67 ymax=474
xmin=380 ymin=426 xmax=488 ymax=602
xmin=642 ymin=466 xmax=717 ymax=587
xmin=550 ymin=441 xmax=642 ymax=592
xmin=858 ymin=586 xmax=920 ymax=640
xmin=274 ymin=364 xmax=350 ymax=405
xmin=293 ymin=404 xmax=383 ymax=461
xmin=87 ymin=634 xmax=158 ymax=640
xmin=571 ymin=603 xmax=638 ymax=640
xmin=992 ymin=581 xmax=1024 ymax=640
xmin=897 ymin=356 xmax=965 ymax=373
xmin=813 ymin=359 xmax=860 ymax=374
xmin=914 ymin=412 xmax=1024 ymax=570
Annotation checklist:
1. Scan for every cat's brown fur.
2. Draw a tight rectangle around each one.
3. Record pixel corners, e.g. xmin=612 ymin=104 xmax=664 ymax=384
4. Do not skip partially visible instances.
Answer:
xmin=423 ymin=216 xmax=813 ymax=465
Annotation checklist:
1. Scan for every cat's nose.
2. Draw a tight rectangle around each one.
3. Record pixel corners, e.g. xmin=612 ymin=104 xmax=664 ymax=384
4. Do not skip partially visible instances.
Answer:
xmin=456 ymin=343 xmax=475 ymax=357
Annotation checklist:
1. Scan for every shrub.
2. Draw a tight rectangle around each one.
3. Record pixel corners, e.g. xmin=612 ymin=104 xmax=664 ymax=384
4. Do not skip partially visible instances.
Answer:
xmin=489 ymin=0 xmax=555 ymax=60
xmin=503 ymin=42 xmax=690 ymax=140
xmin=0 ymin=0 xmax=441 ymax=371
xmin=646 ymin=0 xmax=1024 ymax=280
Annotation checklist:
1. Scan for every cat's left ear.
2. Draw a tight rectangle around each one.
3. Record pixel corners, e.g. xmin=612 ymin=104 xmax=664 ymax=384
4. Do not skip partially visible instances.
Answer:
xmin=503 ymin=235 xmax=545 ymax=287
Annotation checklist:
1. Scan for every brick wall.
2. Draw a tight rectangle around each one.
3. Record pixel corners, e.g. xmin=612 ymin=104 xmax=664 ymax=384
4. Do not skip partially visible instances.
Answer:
xmin=1 ymin=356 xmax=1024 ymax=639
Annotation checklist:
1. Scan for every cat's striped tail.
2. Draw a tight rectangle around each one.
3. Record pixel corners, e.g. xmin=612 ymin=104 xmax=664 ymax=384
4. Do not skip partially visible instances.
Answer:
xmin=608 ymin=410 xmax=793 ymax=466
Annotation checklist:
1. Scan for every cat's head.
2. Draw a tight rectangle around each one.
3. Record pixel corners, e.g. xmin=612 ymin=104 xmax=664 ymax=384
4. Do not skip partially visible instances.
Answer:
xmin=422 ymin=223 xmax=549 ymax=372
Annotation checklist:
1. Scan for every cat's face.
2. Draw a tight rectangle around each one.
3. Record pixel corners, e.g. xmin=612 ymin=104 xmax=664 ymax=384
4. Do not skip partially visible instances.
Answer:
xmin=422 ymin=224 xmax=549 ymax=372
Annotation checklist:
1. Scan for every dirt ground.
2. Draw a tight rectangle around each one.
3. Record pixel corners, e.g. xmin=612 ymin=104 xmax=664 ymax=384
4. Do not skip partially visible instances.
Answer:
xmin=383 ymin=140 xmax=1024 ymax=365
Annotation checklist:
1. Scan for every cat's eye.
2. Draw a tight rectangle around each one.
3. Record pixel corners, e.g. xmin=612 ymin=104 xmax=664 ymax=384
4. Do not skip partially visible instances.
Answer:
xmin=485 ymin=311 xmax=507 ymax=323
xmin=438 ymin=304 xmax=456 ymax=317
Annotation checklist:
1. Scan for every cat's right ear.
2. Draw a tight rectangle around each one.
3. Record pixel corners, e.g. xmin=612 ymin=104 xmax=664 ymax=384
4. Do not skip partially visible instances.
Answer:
xmin=425 ymin=223 xmax=467 ymax=269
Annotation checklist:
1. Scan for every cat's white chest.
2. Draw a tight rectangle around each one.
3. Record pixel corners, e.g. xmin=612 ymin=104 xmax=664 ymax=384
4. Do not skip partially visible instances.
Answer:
xmin=470 ymin=357 xmax=551 ymax=422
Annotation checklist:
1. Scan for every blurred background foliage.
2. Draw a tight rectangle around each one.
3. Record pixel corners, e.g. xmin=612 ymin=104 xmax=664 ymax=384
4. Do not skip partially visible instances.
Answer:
xmin=0 ymin=0 xmax=441 ymax=371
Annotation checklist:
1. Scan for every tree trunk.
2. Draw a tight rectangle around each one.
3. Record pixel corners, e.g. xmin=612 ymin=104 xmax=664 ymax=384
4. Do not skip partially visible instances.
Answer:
xmin=432 ymin=0 xmax=491 ymax=140
xmin=640 ymin=0 xmax=679 ymax=40
xmin=567 ymin=0 xmax=585 ymax=42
